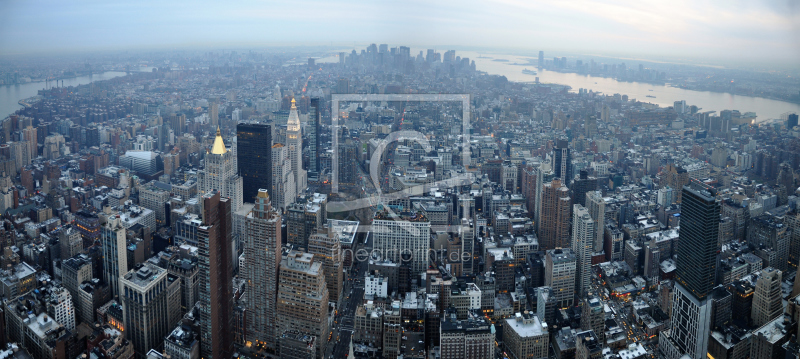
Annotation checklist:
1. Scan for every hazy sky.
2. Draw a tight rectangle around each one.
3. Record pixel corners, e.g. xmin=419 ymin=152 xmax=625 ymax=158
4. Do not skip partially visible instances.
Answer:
xmin=1 ymin=0 xmax=798 ymax=66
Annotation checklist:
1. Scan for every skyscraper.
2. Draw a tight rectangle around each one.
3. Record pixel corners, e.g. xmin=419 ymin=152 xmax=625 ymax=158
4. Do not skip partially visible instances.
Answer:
xmin=243 ymin=189 xmax=282 ymax=350
xmin=572 ymin=170 xmax=597 ymax=207
xmin=585 ymin=191 xmax=605 ymax=252
xmin=277 ymin=250 xmax=329 ymax=359
xmin=751 ymin=267 xmax=783 ymax=327
xmin=545 ymin=248 xmax=576 ymax=308
xmin=287 ymin=98 xmax=306 ymax=192
xmin=309 ymin=98 xmax=321 ymax=174
xmin=102 ymin=215 xmax=128 ymax=299
xmin=552 ymin=139 xmax=572 ymax=186
xmin=659 ymin=182 xmax=720 ymax=359
xmin=198 ymin=127 xmax=243 ymax=211
xmin=198 ymin=191 xmax=234 ymax=359
xmin=572 ymin=204 xmax=595 ymax=298
xmin=120 ymin=263 xmax=181 ymax=359
xmin=308 ymin=231 xmax=343 ymax=304
xmin=540 ymin=179 xmax=571 ymax=250
xmin=538 ymin=51 xmax=544 ymax=68
xmin=237 ymin=123 xmax=272 ymax=202
xmin=373 ymin=210 xmax=431 ymax=275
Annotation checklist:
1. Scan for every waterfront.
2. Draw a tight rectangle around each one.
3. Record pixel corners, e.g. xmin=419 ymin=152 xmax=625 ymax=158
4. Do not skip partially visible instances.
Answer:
xmin=0 ymin=71 xmax=128 ymax=119
xmin=461 ymin=51 xmax=800 ymax=123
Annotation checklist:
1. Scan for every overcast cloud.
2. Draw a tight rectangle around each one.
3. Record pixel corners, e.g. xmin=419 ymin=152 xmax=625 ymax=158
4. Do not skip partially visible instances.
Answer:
xmin=0 ymin=0 xmax=798 ymax=66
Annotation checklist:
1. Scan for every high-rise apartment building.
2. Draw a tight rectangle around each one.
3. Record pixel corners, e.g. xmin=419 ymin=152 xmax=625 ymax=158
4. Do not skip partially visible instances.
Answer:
xmin=552 ymin=139 xmax=572 ymax=186
xmin=540 ymin=179 xmax=571 ymax=250
xmin=585 ymin=191 xmax=605 ymax=252
xmin=572 ymin=205 xmax=595 ymax=298
xmin=61 ymin=254 xmax=92 ymax=323
xmin=198 ymin=191 xmax=234 ymax=359
xmin=102 ymin=215 xmax=128 ymax=299
xmin=59 ymin=226 xmax=83 ymax=260
xmin=236 ymin=123 xmax=272 ymax=202
xmin=120 ymin=263 xmax=181 ymax=359
xmin=277 ymin=250 xmax=329 ymax=358
xmin=751 ymin=267 xmax=783 ymax=327
xmin=309 ymin=98 xmax=321 ymax=174
xmin=373 ymin=210 xmax=431 ymax=275
xmin=660 ymin=183 xmax=720 ymax=359
xmin=271 ymin=143 xmax=296 ymax=211
xmin=545 ymin=248 xmax=577 ymax=308
xmin=243 ymin=189 xmax=282 ymax=350
xmin=198 ymin=128 xmax=243 ymax=212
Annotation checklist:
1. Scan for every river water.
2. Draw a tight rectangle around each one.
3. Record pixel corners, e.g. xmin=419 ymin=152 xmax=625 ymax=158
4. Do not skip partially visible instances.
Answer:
xmin=0 ymin=71 xmax=128 ymax=119
xmin=459 ymin=51 xmax=800 ymax=123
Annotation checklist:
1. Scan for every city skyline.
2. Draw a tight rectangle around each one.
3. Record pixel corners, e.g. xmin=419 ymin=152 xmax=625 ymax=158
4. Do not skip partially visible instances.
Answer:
xmin=0 ymin=0 xmax=797 ymax=67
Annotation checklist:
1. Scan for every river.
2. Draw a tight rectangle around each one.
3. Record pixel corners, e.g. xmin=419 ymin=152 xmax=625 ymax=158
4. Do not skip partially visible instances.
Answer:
xmin=460 ymin=51 xmax=800 ymax=123
xmin=0 ymin=71 xmax=128 ymax=119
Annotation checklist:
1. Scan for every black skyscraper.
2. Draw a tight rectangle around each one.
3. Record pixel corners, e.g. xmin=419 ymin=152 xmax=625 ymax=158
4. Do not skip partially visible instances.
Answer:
xmin=236 ymin=123 xmax=272 ymax=202
xmin=553 ymin=139 xmax=572 ymax=186
xmin=676 ymin=182 xmax=720 ymax=300
xmin=572 ymin=170 xmax=597 ymax=206
xmin=788 ymin=113 xmax=799 ymax=130
xmin=309 ymin=98 xmax=321 ymax=174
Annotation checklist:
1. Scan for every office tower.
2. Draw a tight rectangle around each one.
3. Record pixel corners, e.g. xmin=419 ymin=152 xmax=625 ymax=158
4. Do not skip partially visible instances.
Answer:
xmin=237 ymin=123 xmax=272 ymax=202
xmin=580 ymin=295 xmax=605 ymax=343
xmin=545 ymin=248 xmax=577 ymax=308
xmin=308 ymin=232 xmax=343 ymax=304
xmin=538 ymin=51 xmax=544 ymax=68
xmin=540 ymin=179 xmax=571 ymax=250
xmin=338 ymin=52 xmax=345 ymax=65
xmin=659 ymin=183 xmax=720 ymax=359
xmin=209 ymin=100 xmax=219 ymax=128
xmin=572 ymin=170 xmax=597 ymax=207
xmin=585 ymin=191 xmax=605 ymax=252
xmin=286 ymin=98 xmax=306 ymax=192
xmin=788 ymin=113 xmax=798 ymax=129
xmin=439 ymin=310 xmax=494 ymax=359
xmin=373 ymin=210 xmax=431 ymax=275
xmin=552 ymin=139 xmax=572 ymax=186
xmin=572 ymin=205 xmax=595 ymax=298
xmin=198 ymin=127 xmax=243 ymax=211
xmin=120 ymin=263 xmax=181 ymax=359
xmin=271 ymin=143 xmax=295 ymax=211
xmin=59 ymin=226 xmax=83 ymax=259
xmin=243 ymin=189 xmax=282 ymax=350
xmin=198 ymin=191 xmax=234 ymax=359
xmin=383 ymin=301 xmax=402 ymax=359
xmin=308 ymin=98 xmax=321 ymax=173
xmin=277 ymin=250 xmax=329 ymax=359
xmin=751 ymin=267 xmax=783 ymax=327
xmin=503 ymin=312 xmax=549 ymax=359
xmin=102 ymin=215 xmax=128 ymax=299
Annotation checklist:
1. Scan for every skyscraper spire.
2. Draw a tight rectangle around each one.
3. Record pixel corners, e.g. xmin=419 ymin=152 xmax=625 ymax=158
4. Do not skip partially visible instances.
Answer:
xmin=287 ymin=97 xmax=300 ymax=132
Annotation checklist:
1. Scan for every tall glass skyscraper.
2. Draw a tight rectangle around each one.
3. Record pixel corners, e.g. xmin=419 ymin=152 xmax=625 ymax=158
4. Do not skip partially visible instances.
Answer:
xmin=660 ymin=182 xmax=720 ymax=359
xmin=237 ymin=123 xmax=272 ymax=202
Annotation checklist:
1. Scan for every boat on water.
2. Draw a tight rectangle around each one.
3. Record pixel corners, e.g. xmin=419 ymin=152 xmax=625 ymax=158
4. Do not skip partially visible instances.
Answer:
xmin=646 ymin=95 xmax=656 ymax=98
xmin=522 ymin=68 xmax=537 ymax=75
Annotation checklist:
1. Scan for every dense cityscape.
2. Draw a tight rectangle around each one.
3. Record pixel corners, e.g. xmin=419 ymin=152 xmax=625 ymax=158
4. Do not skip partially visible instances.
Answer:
xmin=0 ymin=16 xmax=798 ymax=359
